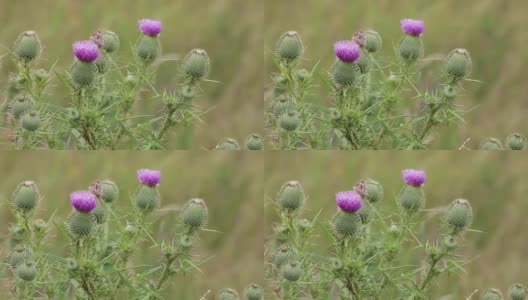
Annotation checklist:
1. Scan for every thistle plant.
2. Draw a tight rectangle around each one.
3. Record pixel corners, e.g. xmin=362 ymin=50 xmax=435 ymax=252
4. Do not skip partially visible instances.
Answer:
xmin=2 ymin=169 xmax=212 ymax=299
xmin=267 ymin=18 xmax=476 ymax=149
xmin=1 ymin=19 xmax=213 ymax=150
xmin=266 ymin=169 xmax=480 ymax=299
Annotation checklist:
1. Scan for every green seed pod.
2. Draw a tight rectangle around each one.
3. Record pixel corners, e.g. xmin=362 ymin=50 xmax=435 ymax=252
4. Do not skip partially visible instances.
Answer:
xmin=91 ymin=206 xmax=107 ymax=224
xmin=506 ymin=133 xmax=527 ymax=150
xmin=479 ymin=138 xmax=504 ymax=150
xmin=399 ymin=35 xmax=423 ymax=64
xmin=17 ymin=261 xmax=37 ymax=281
xmin=244 ymin=284 xmax=263 ymax=300
xmin=279 ymin=111 xmax=300 ymax=131
xmin=481 ymin=289 xmax=504 ymax=300
xmin=443 ymin=85 xmax=457 ymax=101
xmin=7 ymin=244 xmax=33 ymax=269
xmin=180 ymin=235 xmax=193 ymax=249
xmin=509 ymin=284 xmax=528 ymax=300
xmin=245 ymin=134 xmax=263 ymax=150
xmin=271 ymin=94 xmax=294 ymax=118
xmin=277 ymin=181 xmax=304 ymax=212
xmin=215 ymin=138 xmax=240 ymax=150
xmin=365 ymin=179 xmax=383 ymax=203
xmin=14 ymin=31 xmax=41 ymax=62
xmin=12 ymin=181 xmax=39 ymax=212
xmin=182 ymin=49 xmax=210 ymax=81
xmin=356 ymin=50 xmax=370 ymax=74
xmin=272 ymin=244 xmax=294 ymax=268
xmin=276 ymin=31 xmax=303 ymax=62
xmin=181 ymin=198 xmax=208 ymax=231
xmin=102 ymin=30 xmax=120 ymax=53
xmin=11 ymin=94 xmax=34 ymax=119
xmin=101 ymin=180 xmax=119 ymax=203
xmin=399 ymin=185 xmax=425 ymax=214
xmin=446 ymin=199 xmax=473 ymax=234
xmin=364 ymin=30 xmax=382 ymax=53
xmin=333 ymin=211 xmax=361 ymax=238
xmin=21 ymin=111 xmax=41 ymax=131
xmin=95 ymin=52 xmax=108 ymax=74
xmin=332 ymin=60 xmax=360 ymax=87
xmin=65 ymin=257 xmax=78 ymax=271
xmin=445 ymin=48 xmax=472 ymax=83
xmin=136 ymin=35 xmax=160 ymax=65
xmin=68 ymin=212 xmax=94 ymax=237
xmin=218 ymin=288 xmax=240 ymax=300
xmin=134 ymin=185 xmax=160 ymax=213
xmin=282 ymin=262 xmax=302 ymax=282
xmin=70 ymin=60 xmax=97 ymax=87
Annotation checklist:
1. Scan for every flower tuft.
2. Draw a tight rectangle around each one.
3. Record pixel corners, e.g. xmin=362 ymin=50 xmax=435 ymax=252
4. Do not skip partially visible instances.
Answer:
xmin=72 ymin=40 xmax=99 ymax=62
xmin=137 ymin=169 xmax=161 ymax=186
xmin=139 ymin=19 xmax=162 ymax=36
xmin=400 ymin=19 xmax=425 ymax=36
xmin=402 ymin=169 xmax=426 ymax=186
xmin=336 ymin=190 xmax=362 ymax=213
xmin=70 ymin=190 xmax=96 ymax=212
xmin=333 ymin=40 xmax=360 ymax=62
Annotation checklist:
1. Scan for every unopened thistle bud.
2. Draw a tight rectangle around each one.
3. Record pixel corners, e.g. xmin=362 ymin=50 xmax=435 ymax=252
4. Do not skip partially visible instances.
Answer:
xmin=277 ymin=181 xmax=304 ymax=212
xmin=182 ymin=49 xmax=210 ymax=81
xmin=71 ymin=40 xmax=99 ymax=87
xmin=282 ymin=262 xmax=302 ymax=282
xmin=136 ymin=19 xmax=162 ymax=65
xmin=14 ymin=31 xmax=41 ymax=62
xmin=445 ymin=48 xmax=472 ymax=84
xmin=32 ymin=219 xmax=47 ymax=234
xmin=180 ymin=235 xmax=193 ymax=249
xmin=297 ymin=218 xmax=312 ymax=232
xmin=443 ymin=85 xmax=457 ymax=101
xmin=271 ymin=95 xmax=294 ymax=118
xmin=245 ymin=134 xmax=263 ymax=150
xmin=181 ymin=198 xmax=208 ymax=232
xmin=101 ymin=30 xmax=120 ymax=53
xmin=400 ymin=169 xmax=426 ymax=214
xmin=509 ymin=284 xmax=528 ymax=300
xmin=21 ymin=111 xmax=41 ymax=131
xmin=17 ymin=261 xmax=37 ymax=281
xmin=218 ymin=288 xmax=240 ymax=300
xmin=276 ymin=31 xmax=303 ymax=62
xmin=8 ymin=244 xmax=33 ymax=269
xmin=135 ymin=169 xmax=161 ymax=213
xmin=35 ymin=69 xmax=49 ymax=84
xmin=506 ymin=133 xmax=527 ymax=150
xmin=333 ymin=210 xmax=361 ymax=238
xmin=279 ymin=111 xmax=300 ymax=131
xmin=446 ymin=199 xmax=473 ymax=234
xmin=91 ymin=206 xmax=107 ymax=224
xmin=215 ymin=138 xmax=240 ymax=150
xmin=399 ymin=19 xmax=425 ymax=64
xmin=364 ymin=30 xmax=382 ymax=53
xmin=365 ymin=179 xmax=383 ymax=203
xmin=68 ymin=211 xmax=94 ymax=237
xmin=296 ymin=69 xmax=310 ymax=82
xmin=100 ymin=180 xmax=119 ymax=203
xmin=479 ymin=138 xmax=504 ymax=150
xmin=356 ymin=50 xmax=370 ymax=74
xmin=13 ymin=181 xmax=39 ymax=212
xmin=244 ymin=284 xmax=263 ymax=300
xmin=272 ymin=244 xmax=294 ymax=268
xmin=358 ymin=204 xmax=371 ymax=224
xmin=481 ymin=289 xmax=504 ymax=300
xmin=11 ymin=94 xmax=34 ymax=119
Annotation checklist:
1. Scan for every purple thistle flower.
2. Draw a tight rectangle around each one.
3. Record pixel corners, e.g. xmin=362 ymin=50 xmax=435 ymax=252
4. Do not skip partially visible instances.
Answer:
xmin=400 ymin=19 xmax=425 ymax=36
xmin=70 ymin=190 xmax=97 ymax=212
xmin=137 ymin=169 xmax=161 ymax=186
xmin=333 ymin=40 xmax=360 ymax=62
xmin=402 ymin=169 xmax=426 ymax=186
xmin=72 ymin=40 xmax=99 ymax=62
xmin=336 ymin=190 xmax=362 ymax=213
xmin=139 ymin=19 xmax=162 ymax=36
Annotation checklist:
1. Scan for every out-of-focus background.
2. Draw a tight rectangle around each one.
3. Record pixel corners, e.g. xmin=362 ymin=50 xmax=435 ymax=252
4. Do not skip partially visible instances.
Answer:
xmin=0 ymin=151 xmax=263 ymax=299
xmin=264 ymin=151 xmax=528 ymax=298
xmin=265 ymin=0 xmax=528 ymax=149
xmin=0 ymin=0 xmax=263 ymax=149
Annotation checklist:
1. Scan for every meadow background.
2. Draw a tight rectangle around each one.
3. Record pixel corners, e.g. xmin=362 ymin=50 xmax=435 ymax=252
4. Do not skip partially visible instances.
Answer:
xmin=0 ymin=0 xmax=263 ymax=149
xmin=264 ymin=151 xmax=528 ymax=298
xmin=264 ymin=0 xmax=528 ymax=149
xmin=0 ymin=151 xmax=263 ymax=299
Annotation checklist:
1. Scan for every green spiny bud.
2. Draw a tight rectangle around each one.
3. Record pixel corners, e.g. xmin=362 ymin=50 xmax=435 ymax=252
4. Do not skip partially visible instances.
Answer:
xmin=17 ymin=261 xmax=37 ymax=281
xmin=181 ymin=198 xmax=208 ymax=232
xmin=21 ymin=111 xmax=41 ymax=131
xmin=445 ymin=48 xmax=472 ymax=84
xmin=506 ymin=133 xmax=527 ymax=150
xmin=70 ymin=60 xmax=97 ymax=87
xmin=332 ymin=60 xmax=360 ymax=87
xmin=481 ymin=289 xmax=504 ymax=300
xmin=399 ymin=185 xmax=425 ymax=215
xmin=276 ymin=31 xmax=303 ymax=62
xmin=11 ymin=94 xmax=34 ymax=119
xmin=446 ymin=199 xmax=473 ymax=234
xmin=14 ymin=31 xmax=41 ymax=62
xmin=399 ymin=35 xmax=423 ymax=64
xmin=244 ymin=284 xmax=263 ymax=300
xmin=356 ymin=50 xmax=370 ymax=74
xmin=95 ymin=52 xmax=109 ymax=74
xmin=35 ymin=69 xmax=49 ymax=84
xmin=181 ymin=85 xmax=196 ymax=100
xmin=218 ymin=288 xmax=240 ymax=300
xmin=180 ymin=235 xmax=193 ymax=249
xmin=279 ymin=111 xmax=300 ymax=131
xmin=277 ymin=181 xmax=304 ymax=212
xmin=271 ymin=94 xmax=294 ymax=118
xmin=10 ymin=225 xmax=25 ymax=245
xmin=364 ymin=30 xmax=382 ymax=53
xmin=443 ymin=235 xmax=458 ymax=251
xmin=245 ymin=134 xmax=263 ymax=150
xmin=215 ymin=138 xmax=240 ymax=150
xmin=101 ymin=180 xmax=119 ymax=203
xmin=358 ymin=204 xmax=371 ymax=224
xmin=91 ymin=206 xmax=107 ymax=224
xmin=32 ymin=219 xmax=48 ymax=234
xmin=7 ymin=244 xmax=33 ymax=269
xmin=102 ymin=30 xmax=119 ymax=53
xmin=272 ymin=244 xmax=294 ymax=268
xmin=443 ymin=85 xmax=457 ymax=101
xmin=296 ymin=69 xmax=310 ymax=83
xmin=365 ymin=179 xmax=383 ymax=203
xmin=134 ymin=185 xmax=160 ymax=213
xmin=68 ymin=212 xmax=94 ymax=237
xmin=297 ymin=218 xmax=312 ymax=232
xmin=333 ymin=211 xmax=361 ymax=238
xmin=479 ymin=138 xmax=504 ymax=150
xmin=509 ymin=284 xmax=528 ymax=300
xmin=282 ymin=262 xmax=302 ymax=282
xmin=12 ymin=181 xmax=39 ymax=212
xmin=182 ymin=49 xmax=210 ymax=81
xmin=136 ymin=35 xmax=160 ymax=65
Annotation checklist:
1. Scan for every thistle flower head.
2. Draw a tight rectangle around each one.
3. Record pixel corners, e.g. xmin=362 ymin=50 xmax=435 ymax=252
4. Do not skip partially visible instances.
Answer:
xmin=139 ymin=19 xmax=162 ymax=36
xmin=70 ymin=190 xmax=96 ymax=212
xmin=400 ymin=19 xmax=425 ymax=36
xmin=137 ymin=169 xmax=161 ymax=186
xmin=336 ymin=190 xmax=362 ymax=213
xmin=402 ymin=169 xmax=426 ymax=186
xmin=333 ymin=40 xmax=360 ymax=62
xmin=72 ymin=40 xmax=99 ymax=62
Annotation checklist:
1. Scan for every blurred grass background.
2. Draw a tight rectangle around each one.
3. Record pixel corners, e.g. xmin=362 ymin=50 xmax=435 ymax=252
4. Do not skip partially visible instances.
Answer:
xmin=264 ymin=0 xmax=528 ymax=149
xmin=0 ymin=151 xmax=263 ymax=299
xmin=264 ymin=151 xmax=528 ymax=298
xmin=0 ymin=0 xmax=263 ymax=149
